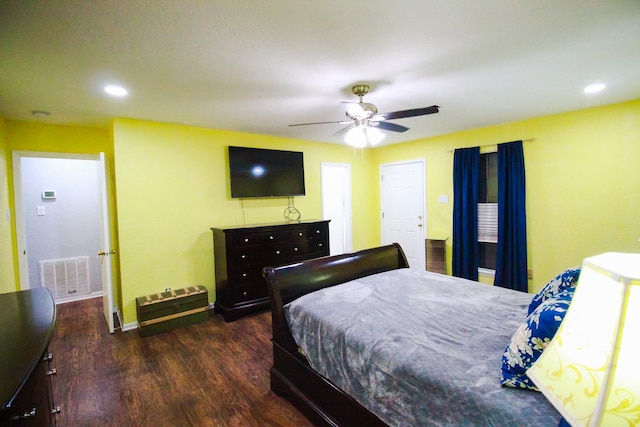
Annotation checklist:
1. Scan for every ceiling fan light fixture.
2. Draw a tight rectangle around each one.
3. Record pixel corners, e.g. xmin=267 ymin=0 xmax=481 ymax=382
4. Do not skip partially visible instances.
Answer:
xmin=366 ymin=126 xmax=385 ymax=145
xmin=345 ymin=127 xmax=367 ymax=148
xmin=345 ymin=125 xmax=385 ymax=147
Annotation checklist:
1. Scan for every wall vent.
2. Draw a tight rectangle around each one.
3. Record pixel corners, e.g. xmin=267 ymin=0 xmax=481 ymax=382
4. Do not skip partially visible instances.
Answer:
xmin=39 ymin=256 xmax=90 ymax=298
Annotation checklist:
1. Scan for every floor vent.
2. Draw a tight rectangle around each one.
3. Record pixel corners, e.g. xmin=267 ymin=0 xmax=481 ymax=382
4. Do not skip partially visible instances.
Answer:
xmin=39 ymin=256 xmax=91 ymax=298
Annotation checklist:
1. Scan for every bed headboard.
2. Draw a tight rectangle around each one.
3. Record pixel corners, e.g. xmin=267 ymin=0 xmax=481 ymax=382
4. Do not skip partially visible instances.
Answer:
xmin=263 ymin=243 xmax=409 ymax=352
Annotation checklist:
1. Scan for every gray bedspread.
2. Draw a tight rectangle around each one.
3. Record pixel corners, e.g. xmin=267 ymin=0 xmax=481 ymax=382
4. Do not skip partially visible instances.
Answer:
xmin=284 ymin=268 xmax=560 ymax=427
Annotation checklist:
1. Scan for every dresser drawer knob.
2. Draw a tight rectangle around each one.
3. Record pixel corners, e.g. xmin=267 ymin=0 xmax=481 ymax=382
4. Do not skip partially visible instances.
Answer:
xmin=52 ymin=406 xmax=61 ymax=415
xmin=298 ymin=232 xmax=303 ymax=236
xmin=276 ymin=250 xmax=281 ymax=255
xmin=242 ymin=291 xmax=248 ymax=297
xmin=20 ymin=408 xmax=37 ymax=419
xmin=316 ymin=230 xmax=320 ymax=233
xmin=269 ymin=235 xmax=274 ymax=240
xmin=241 ymin=254 xmax=246 ymax=259
xmin=244 ymin=238 xmax=249 ymax=242
xmin=47 ymin=368 xmax=57 ymax=376
xmin=242 ymin=273 xmax=247 ymax=278
xmin=294 ymin=247 xmax=298 ymax=251
xmin=319 ymin=243 xmax=323 ymax=247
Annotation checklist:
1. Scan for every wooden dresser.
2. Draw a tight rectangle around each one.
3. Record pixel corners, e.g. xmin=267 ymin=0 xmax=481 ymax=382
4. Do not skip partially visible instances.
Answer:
xmin=212 ymin=220 xmax=330 ymax=321
xmin=0 ymin=288 xmax=59 ymax=426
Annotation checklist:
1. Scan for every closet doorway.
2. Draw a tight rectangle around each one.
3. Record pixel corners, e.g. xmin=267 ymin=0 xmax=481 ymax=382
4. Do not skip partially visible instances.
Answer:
xmin=12 ymin=151 xmax=117 ymax=333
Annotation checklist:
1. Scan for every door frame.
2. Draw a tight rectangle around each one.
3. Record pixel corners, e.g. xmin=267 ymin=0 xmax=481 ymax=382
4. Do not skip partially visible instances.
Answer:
xmin=379 ymin=158 xmax=427 ymax=269
xmin=12 ymin=150 xmax=118 ymax=332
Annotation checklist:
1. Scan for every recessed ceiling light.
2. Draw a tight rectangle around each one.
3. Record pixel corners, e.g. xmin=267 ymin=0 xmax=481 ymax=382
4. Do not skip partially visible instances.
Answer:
xmin=104 ymin=85 xmax=128 ymax=97
xmin=584 ymin=83 xmax=606 ymax=94
xmin=31 ymin=110 xmax=51 ymax=117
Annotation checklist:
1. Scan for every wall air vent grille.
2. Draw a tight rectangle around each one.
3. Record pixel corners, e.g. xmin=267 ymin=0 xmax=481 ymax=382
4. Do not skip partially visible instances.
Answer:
xmin=39 ymin=256 xmax=90 ymax=298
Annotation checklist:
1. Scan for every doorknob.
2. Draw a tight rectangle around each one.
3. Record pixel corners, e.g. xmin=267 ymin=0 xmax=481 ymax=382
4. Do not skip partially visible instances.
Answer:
xmin=98 ymin=250 xmax=116 ymax=264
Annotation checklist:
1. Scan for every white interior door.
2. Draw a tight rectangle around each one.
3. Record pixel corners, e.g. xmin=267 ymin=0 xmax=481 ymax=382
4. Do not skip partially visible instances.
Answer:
xmin=321 ymin=162 xmax=352 ymax=255
xmin=380 ymin=160 xmax=426 ymax=270
xmin=97 ymin=153 xmax=116 ymax=333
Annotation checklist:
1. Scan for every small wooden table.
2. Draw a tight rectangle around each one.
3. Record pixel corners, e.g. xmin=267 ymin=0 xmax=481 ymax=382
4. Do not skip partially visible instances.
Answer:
xmin=425 ymin=238 xmax=447 ymax=274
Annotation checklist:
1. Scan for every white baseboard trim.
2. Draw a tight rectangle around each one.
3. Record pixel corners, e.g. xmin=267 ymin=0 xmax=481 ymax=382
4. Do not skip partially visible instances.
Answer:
xmin=54 ymin=291 xmax=103 ymax=304
xmin=122 ymin=322 xmax=138 ymax=332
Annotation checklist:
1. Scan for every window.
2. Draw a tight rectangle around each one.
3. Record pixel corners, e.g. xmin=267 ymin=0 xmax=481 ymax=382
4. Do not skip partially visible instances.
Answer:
xmin=478 ymin=152 xmax=497 ymax=274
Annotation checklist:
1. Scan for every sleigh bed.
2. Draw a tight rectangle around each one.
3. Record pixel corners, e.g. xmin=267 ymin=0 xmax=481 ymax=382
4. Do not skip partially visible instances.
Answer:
xmin=263 ymin=243 xmax=561 ymax=426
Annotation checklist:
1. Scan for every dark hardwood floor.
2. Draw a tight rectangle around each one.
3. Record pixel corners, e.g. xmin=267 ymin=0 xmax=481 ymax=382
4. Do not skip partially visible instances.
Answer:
xmin=49 ymin=297 xmax=314 ymax=427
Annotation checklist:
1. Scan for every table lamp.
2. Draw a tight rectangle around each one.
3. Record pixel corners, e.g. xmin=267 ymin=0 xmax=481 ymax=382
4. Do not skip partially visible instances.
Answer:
xmin=527 ymin=252 xmax=640 ymax=426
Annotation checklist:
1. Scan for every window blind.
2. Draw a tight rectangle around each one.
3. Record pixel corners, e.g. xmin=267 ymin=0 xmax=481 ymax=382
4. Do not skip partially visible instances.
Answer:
xmin=478 ymin=203 xmax=498 ymax=243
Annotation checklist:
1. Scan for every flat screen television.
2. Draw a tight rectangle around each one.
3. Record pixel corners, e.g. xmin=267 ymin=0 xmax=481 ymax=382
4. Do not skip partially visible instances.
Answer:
xmin=228 ymin=146 xmax=306 ymax=198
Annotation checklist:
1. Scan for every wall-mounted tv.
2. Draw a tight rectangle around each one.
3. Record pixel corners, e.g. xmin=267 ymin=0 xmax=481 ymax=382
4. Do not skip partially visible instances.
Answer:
xmin=228 ymin=146 xmax=306 ymax=198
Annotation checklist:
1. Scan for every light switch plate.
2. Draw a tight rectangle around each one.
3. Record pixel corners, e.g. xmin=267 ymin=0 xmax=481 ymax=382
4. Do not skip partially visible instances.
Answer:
xmin=438 ymin=195 xmax=449 ymax=204
xmin=37 ymin=206 xmax=46 ymax=216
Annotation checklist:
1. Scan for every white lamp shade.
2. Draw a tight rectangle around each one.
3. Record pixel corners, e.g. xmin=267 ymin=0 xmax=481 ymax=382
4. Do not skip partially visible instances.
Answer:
xmin=345 ymin=127 xmax=367 ymax=147
xmin=345 ymin=126 xmax=385 ymax=147
xmin=527 ymin=252 xmax=640 ymax=427
xmin=366 ymin=127 xmax=385 ymax=145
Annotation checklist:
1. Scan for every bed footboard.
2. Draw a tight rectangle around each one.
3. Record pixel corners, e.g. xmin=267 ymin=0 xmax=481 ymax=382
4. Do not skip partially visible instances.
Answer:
xmin=263 ymin=243 xmax=409 ymax=353
xmin=262 ymin=243 xmax=409 ymax=427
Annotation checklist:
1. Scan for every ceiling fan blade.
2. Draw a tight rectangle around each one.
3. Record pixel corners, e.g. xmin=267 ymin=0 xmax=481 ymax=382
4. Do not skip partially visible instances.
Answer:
xmin=375 ymin=105 xmax=440 ymax=121
xmin=374 ymin=121 xmax=409 ymax=133
xmin=289 ymin=120 xmax=350 ymax=127
xmin=331 ymin=124 xmax=354 ymax=137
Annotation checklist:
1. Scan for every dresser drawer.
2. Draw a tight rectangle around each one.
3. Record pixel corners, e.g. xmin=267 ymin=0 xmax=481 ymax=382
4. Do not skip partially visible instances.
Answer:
xmin=226 ymin=228 xmax=301 ymax=247
xmin=227 ymin=244 xmax=308 ymax=269
xmin=227 ymin=268 xmax=262 ymax=284
xmin=231 ymin=283 xmax=267 ymax=305
xmin=3 ymin=359 xmax=52 ymax=426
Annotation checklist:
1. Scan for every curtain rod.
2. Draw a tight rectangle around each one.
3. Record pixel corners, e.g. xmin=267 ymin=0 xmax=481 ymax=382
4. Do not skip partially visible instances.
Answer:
xmin=447 ymin=138 xmax=535 ymax=153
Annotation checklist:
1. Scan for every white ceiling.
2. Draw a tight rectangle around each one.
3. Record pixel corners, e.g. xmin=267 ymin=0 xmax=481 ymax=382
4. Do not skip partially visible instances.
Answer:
xmin=1 ymin=1 xmax=639 ymax=146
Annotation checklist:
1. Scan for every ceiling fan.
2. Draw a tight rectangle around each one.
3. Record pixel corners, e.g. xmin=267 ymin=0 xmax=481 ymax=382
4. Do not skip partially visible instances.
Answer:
xmin=289 ymin=84 xmax=439 ymax=147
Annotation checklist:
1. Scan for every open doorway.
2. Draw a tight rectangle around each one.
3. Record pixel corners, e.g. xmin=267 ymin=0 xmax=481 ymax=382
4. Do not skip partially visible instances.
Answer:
xmin=13 ymin=151 xmax=118 ymax=333
xmin=321 ymin=162 xmax=352 ymax=255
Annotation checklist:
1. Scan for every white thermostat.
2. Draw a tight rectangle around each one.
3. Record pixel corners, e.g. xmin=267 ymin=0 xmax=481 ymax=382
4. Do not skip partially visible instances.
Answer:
xmin=41 ymin=190 xmax=56 ymax=199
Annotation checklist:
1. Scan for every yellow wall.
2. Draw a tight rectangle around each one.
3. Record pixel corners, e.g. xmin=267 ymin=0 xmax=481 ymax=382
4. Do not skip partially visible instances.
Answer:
xmin=2 ymin=99 xmax=638 ymax=324
xmin=112 ymin=118 xmax=378 ymax=324
xmin=372 ymin=99 xmax=640 ymax=293
xmin=0 ymin=117 xmax=16 ymax=293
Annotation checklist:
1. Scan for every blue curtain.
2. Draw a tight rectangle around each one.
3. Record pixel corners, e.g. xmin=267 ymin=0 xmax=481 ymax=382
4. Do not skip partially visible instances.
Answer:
xmin=495 ymin=141 xmax=528 ymax=292
xmin=452 ymin=147 xmax=480 ymax=281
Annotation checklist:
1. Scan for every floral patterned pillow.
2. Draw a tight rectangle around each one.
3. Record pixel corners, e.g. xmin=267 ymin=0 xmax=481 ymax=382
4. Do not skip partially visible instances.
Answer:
xmin=501 ymin=288 xmax=574 ymax=390
xmin=527 ymin=266 xmax=581 ymax=315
